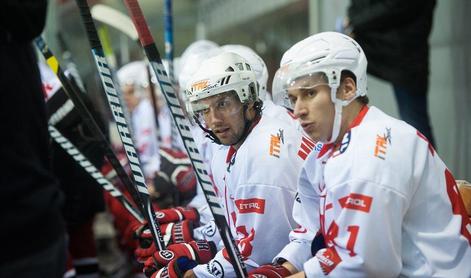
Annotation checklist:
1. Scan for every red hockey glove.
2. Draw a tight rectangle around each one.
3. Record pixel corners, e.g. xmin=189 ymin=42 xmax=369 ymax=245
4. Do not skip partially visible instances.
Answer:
xmin=162 ymin=220 xmax=194 ymax=244
xmin=135 ymin=220 xmax=195 ymax=262
xmin=155 ymin=207 xmax=199 ymax=224
xmin=248 ymin=264 xmax=292 ymax=278
xmin=149 ymin=257 xmax=198 ymax=278
xmin=144 ymin=240 xmax=214 ymax=277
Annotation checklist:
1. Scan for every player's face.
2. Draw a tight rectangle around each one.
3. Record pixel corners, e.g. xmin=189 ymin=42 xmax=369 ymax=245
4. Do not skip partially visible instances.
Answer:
xmin=288 ymin=75 xmax=335 ymax=142
xmin=122 ymin=84 xmax=139 ymax=112
xmin=195 ymin=91 xmax=246 ymax=146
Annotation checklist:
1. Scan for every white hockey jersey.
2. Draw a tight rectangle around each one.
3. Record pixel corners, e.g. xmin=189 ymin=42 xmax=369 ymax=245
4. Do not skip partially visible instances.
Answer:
xmin=192 ymin=114 xmax=314 ymax=277
xmin=131 ymin=99 xmax=160 ymax=178
xmin=274 ymin=143 xmax=323 ymax=272
xmin=299 ymin=106 xmax=471 ymax=277
xmin=191 ymin=99 xmax=298 ymax=227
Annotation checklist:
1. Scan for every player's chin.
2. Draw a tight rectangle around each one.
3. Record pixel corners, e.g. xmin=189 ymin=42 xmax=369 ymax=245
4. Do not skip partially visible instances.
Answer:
xmin=217 ymin=135 xmax=237 ymax=146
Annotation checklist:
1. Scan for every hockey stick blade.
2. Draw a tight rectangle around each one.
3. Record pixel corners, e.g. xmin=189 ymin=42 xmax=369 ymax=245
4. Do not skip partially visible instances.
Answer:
xmin=122 ymin=0 xmax=248 ymax=276
xmin=91 ymin=4 xmax=138 ymax=41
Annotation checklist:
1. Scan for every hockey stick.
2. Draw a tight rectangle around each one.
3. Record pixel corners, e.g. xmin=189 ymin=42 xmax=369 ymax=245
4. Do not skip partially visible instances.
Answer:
xmin=122 ymin=0 xmax=248 ymax=276
xmin=74 ymin=0 xmax=165 ymax=251
xmin=163 ymin=0 xmax=175 ymax=83
xmin=35 ymin=37 xmax=147 ymax=223
xmin=48 ymin=124 xmax=144 ymax=223
xmin=91 ymin=3 xmax=160 ymax=138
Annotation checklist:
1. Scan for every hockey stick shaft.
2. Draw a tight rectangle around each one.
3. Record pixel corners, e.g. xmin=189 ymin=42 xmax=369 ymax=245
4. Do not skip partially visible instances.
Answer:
xmin=163 ymin=0 xmax=175 ymax=83
xmin=122 ymin=0 xmax=247 ymax=276
xmin=48 ymin=125 xmax=144 ymax=223
xmin=74 ymin=0 xmax=165 ymax=251
xmin=35 ymin=37 xmax=144 ymax=222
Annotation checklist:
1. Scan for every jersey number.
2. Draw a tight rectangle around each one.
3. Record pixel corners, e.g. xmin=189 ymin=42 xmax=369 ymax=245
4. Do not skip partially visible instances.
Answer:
xmin=325 ymin=221 xmax=359 ymax=256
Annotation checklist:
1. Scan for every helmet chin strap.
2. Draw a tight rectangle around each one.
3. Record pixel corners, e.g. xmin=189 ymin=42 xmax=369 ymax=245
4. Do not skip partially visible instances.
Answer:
xmin=195 ymin=117 xmax=222 ymax=145
xmin=326 ymin=86 xmax=343 ymax=144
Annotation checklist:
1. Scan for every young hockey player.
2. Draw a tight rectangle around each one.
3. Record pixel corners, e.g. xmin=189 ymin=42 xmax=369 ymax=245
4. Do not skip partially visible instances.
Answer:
xmin=264 ymin=31 xmax=471 ymax=277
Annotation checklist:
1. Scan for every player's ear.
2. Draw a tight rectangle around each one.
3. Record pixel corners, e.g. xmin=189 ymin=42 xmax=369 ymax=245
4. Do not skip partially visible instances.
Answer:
xmin=338 ymin=76 xmax=356 ymax=102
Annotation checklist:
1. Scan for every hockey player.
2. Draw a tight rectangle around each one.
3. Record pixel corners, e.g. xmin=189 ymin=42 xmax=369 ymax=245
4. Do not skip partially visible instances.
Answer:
xmin=143 ymin=51 xmax=314 ymax=277
xmin=269 ymin=32 xmax=471 ymax=277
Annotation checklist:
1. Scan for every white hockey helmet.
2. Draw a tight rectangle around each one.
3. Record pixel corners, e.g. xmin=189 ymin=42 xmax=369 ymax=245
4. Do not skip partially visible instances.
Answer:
xmin=221 ymin=44 xmax=269 ymax=101
xmin=180 ymin=40 xmax=219 ymax=68
xmin=117 ymin=60 xmax=150 ymax=98
xmin=186 ymin=52 xmax=258 ymax=119
xmin=275 ymin=32 xmax=367 ymax=143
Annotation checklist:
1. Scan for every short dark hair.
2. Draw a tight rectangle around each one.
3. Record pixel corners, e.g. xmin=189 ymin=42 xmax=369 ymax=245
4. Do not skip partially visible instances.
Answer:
xmin=341 ymin=70 xmax=369 ymax=105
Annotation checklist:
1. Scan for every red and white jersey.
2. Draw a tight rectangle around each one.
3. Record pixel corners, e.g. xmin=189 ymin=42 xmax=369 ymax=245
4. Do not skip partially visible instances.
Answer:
xmin=193 ymin=114 xmax=313 ymax=277
xmin=274 ymin=144 xmax=323 ymax=272
xmin=300 ymin=106 xmax=471 ymax=277
xmin=131 ymin=99 xmax=160 ymax=178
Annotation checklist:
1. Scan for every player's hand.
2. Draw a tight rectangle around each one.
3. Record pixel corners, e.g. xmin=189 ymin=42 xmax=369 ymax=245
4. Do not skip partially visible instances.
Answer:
xmin=155 ymin=207 xmax=199 ymax=224
xmin=248 ymin=264 xmax=292 ymax=277
xmin=149 ymin=257 xmax=198 ymax=278
xmin=144 ymin=240 xmax=215 ymax=277
xmin=135 ymin=220 xmax=195 ymax=262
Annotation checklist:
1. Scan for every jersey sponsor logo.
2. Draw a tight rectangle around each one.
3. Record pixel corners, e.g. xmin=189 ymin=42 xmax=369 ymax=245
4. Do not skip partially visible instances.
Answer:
xmin=235 ymin=198 xmax=265 ymax=214
xmin=339 ymin=193 xmax=373 ymax=213
xmin=316 ymin=247 xmax=342 ymax=275
xmin=374 ymin=127 xmax=391 ymax=160
xmin=269 ymin=129 xmax=284 ymax=158
xmin=207 ymin=260 xmax=224 ymax=278
xmin=298 ymin=136 xmax=315 ymax=160
xmin=159 ymin=250 xmax=174 ymax=260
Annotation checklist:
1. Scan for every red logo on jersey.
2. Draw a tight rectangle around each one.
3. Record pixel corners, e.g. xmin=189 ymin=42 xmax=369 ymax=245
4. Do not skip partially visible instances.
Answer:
xmin=316 ymin=247 xmax=342 ymax=275
xmin=222 ymin=226 xmax=255 ymax=261
xmin=235 ymin=198 xmax=265 ymax=214
xmin=339 ymin=193 xmax=373 ymax=213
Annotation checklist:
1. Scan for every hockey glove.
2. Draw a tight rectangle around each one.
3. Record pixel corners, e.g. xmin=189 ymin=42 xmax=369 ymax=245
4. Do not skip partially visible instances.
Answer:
xmin=155 ymin=207 xmax=199 ymax=224
xmin=149 ymin=257 xmax=198 ymax=278
xmin=143 ymin=240 xmax=215 ymax=277
xmin=248 ymin=264 xmax=292 ymax=278
xmin=135 ymin=220 xmax=195 ymax=262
